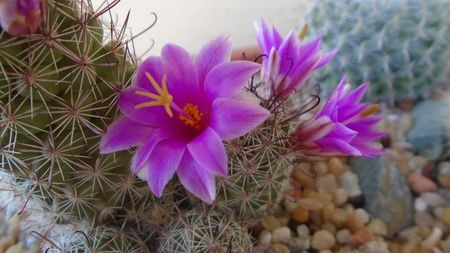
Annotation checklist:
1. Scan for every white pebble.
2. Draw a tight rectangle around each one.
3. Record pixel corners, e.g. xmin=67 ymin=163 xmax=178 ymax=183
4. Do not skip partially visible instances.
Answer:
xmin=312 ymin=230 xmax=336 ymax=250
xmin=296 ymin=224 xmax=310 ymax=238
xmin=339 ymin=171 xmax=362 ymax=198
xmin=355 ymin=208 xmax=370 ymax=224
xmin=421 ymin=192 xmax=447 ymax=207
xmin=336 ymin=229 xmax=351 ymax=244
xmin=414 ymin=198 xmax=428 ymax=212
xmin=272 ymin=226 xmax=291 ymax=243
xmin=362 ymin=241 xmax=390 ymax=253
xmin=422 ymin=227 xmax=442 ymax=249
xmin=258 ymin=230 xmax=272 ymax=245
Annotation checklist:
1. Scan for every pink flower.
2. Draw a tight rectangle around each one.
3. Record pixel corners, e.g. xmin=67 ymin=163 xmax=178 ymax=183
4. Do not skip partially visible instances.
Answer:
xmin=100 ymin=36 xmax=270 ymax=203
xmin=295 ymin=78 xmax=385 ymax=157
xmin=255 ymin=20 xmax=336 ymax=99
xmin=0 ymin=0 xmax=44 ymax=36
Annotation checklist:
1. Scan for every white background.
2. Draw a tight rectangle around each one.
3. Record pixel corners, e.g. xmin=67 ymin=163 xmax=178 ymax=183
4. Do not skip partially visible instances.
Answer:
xmin=91 ymin=0 xmax=315 ymax=57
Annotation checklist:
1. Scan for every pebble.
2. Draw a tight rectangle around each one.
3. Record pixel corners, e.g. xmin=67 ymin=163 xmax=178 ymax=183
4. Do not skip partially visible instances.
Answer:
xmin=333 ymin=188 xmax=348 ymax=206
xmin=262 ymin=216 xmax=281 ymax=231
xmin=349 ymin=228 xmax=373 ymax=246
xmin=272 ymin=227 xmax=291 ymax=243
xmin=292 ymin=206 xmax=309 ymax=223
xmin=414 ymin=198 xmax=428 ymax=212
xmin=321 ymin=222 xmax=337 ymax=234
xmin=327 ymin=157 xmax=346 ymax=177
xmin=296 ymin=225 xmax=309 ymax=238
xmin=414 ymin=211 xmax=434 ymax=227
xmin=285 ymin=237 xmax=310 ymax=252
xmin=347 ymin=212 xmax=365 ymax=232
xmin=292 ymin=167 xmax=316 ymax=190
xmin=339 ymin=171 xmax=362 ymax=198
xmin=407 ymin=173 xmax=438 ymax=193
xmin=316 ymin=174 xmax=338 ymax=193
xmin=318 ymin=250 xmax=332 ymax=253
xmin=354 ymin=208 xmax=370 ymax=224
xmin=438 ymin=162 xmax=450 ymax=188
xmin=421 ymin=227 xmax=442 ymax=249
xmin=367 ymin=219 xmax=388 ymax=237
xmin=440 ymin=207 xmax=450 ymax=225
xmin=336 ymin=229 xmax=351 ymax=244
xmin=268 ymin=244 xmax=291 ymax=253
xmin=420 ymin=192 xmax=447 ymax=207
xmin=313 ymin=161 xmax=329 ymax=177
xmin=311 ymin=230 xmax=336 ymax=250
xmin=258 ymin=230 xmax=272 ymax=245
xmin=332 ymin=208 xmax=349 ymax=227
xmin=361 ymin=241 xmax=390 ymax=253
xmin=298 ymin=198 xmax=324 ymax=211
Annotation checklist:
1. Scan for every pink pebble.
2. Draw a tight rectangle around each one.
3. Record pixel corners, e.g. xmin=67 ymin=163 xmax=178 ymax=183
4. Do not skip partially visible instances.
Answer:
xmin=407 ymin=173 xmax=437 ymax=193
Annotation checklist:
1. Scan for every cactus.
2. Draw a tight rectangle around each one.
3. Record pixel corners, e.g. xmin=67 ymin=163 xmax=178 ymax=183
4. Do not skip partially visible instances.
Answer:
xmin=304 ymin=0 xmax=450 ymax=104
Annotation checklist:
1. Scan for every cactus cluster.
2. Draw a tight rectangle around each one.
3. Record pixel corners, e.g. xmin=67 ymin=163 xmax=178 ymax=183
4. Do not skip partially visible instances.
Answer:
xmin=304 ymin=0 xmax=450 ymax=104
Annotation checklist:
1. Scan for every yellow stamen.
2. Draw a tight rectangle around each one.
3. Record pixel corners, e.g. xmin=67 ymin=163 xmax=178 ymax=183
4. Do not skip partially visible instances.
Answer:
xmin=134 ymin=72 xmax=174 ymax=117
xmin=360 ymin=104 xmax=380 ymax=117
xmin=179 ymin=103 xmax=203 ymax=130
xmin=299 ymin=24 xmax=308 ymax=40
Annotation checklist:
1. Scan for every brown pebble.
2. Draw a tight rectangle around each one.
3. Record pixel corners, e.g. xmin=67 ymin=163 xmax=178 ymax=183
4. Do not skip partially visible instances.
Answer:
xmin=407 ymin=173 xmax=438 ymax=193
xmin=298 ymin=198 xmax=324 ymax=211
xmin=440 ymin=207 xmax=450 ymax=225
xmin=321 ymin=204 xmax=335 ymax=223
xmin=268 ymin=243 xmax=291 ymax=253
xmin=333 ymin=188 xmax=348 ymax=206
xmin=313 ymin=161 xmax=329 ymax=176
xmin=347 ymin=212 xmax=365 ymax=232
xmin=367 ymin=219 xmax=387 ymax=236
xmin=332 ymin=208 xmax=348 ymax=228
xmin=327 ymin=157 xmax=346 ymax=177
xmin=292 ymin=168 xmax=316 ymax=190
xmin=261 ymin=215 xmax=280 ymax=231
xmin=292 ymin=206 xmax=309 ymax=223
xmin=349 ymin=227 xmax=373 ymax=246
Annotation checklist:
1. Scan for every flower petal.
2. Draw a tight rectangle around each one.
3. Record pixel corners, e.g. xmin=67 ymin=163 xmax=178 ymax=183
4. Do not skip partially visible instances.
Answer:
xmin=131 ymin=129 xmax=174 ymax=173
xmin=145 ymin=140 xmax=186 ymax=197
xmin=187 ymin=128 xmax=227 ymax=177
xmin=99 ymin=116 xmax=153 ymax=154
xmin=177 ymin=152 xmax=216 ymax=203
xmin=195 ymin=35 xmax=232 ymax=86
xmin=134 ymin=56 xmax=164 ymax=89
xmin=161 ymin=43 xmax=200 ymax=105
xmin=210 ymin=97 xmax=270 ymax=140
xmin=204 ymin=61 xmax=260 ymax=100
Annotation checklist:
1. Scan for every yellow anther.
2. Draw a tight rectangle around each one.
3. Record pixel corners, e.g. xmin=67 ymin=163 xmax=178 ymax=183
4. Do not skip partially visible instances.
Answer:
xmin=360 ymin=104 xmax=380 ymax=117
xmin=134 ymin=72 xmax=174 ymax=117
xmin=179 ymin=103 xmax=203 ymax=130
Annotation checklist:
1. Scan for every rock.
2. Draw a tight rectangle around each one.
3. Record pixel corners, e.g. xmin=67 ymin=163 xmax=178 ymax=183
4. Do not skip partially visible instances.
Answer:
xmin=350 ymin=157 xmax=414 ymax=237
xmin=292 ymin=206 xmax=309 ymax=223
xmin=285 ymin=237 xmax=310 ymax=252
xmin=349 ymin=228 xmax=374 ymax=246
xmin=311 ymin=230 xmax=336 ymax=250
xmin=438 ymin=162 xmax=450 ymax=188
xmin=268 ymin=244 xmax=291 ymax=253
xmin=361 ymin=241 xmax=390 ymax=253
xmin=258 ymin=230 xmax=272 ymax=246
xmin=339 ymin=171 xmax=362 ymax=198
xmin=333 ymin=188 xmax=348 ymax=206
xmin=292 ymin=166 xmax=316 ymax=190
xmin=298 ymin=198 xmax=323 ymax=211
xmin=316 ymin=174 xmax=338 ymax=193
xmin=336 ymin=229 xmax=351 ymax=244
xmin=420 ymin=192 xmax=447 ymax=207
xmin=272 ymin=227 xmax=291 ymax=243
xmin=354 ymin=208 xmax=370 ymax=224
xmin=407 ymin=173 xmax=438 ymax=193
xmin=406 ymin=95 xmax=450 ymax=161
xmin=414 ymin=211 xmax=434 ymax=227
xmin=313 ymin=161 xmax=329 ymax=176
xmin=440 ymin=207 xmax=450 ymax=226
xmin=367 ymin=219 xmax=388 ymax=237
xmin=414 ymin=198 xmax=428 ymax=212
xmin=261 ymin=215 xmax=281 ymax=231
xmin=296 ymin=225 xmax=309 ymax=238
xmin=421 ymin=227 xmax=442 ymax=249
xmin=328 ymin=157 xmax=346 ymax=177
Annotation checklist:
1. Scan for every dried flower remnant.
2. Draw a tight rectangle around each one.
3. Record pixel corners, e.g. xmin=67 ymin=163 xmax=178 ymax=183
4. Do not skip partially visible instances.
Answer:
xmin=0 ymin=0 xmax=44 ymax=36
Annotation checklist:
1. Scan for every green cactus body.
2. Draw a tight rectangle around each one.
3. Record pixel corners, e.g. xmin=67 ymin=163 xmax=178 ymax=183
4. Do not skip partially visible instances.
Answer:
xmin=304 ymin=0 xmax=450 ymax=104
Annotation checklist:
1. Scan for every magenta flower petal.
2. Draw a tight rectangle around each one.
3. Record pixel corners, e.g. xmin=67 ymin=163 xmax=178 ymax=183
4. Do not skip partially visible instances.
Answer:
xmin=99 ymin=116 xmax=153 ymax=154
xmin=295 ymin=77 xmax=385 ymax=157
xmin=204 ymin=61 xmax=260 ymax=99
xmin=145 ymin=140 xmax=186 ymax=197
xmin=134 ymin=56 xmax=164 ymax=89
xmin=177 ymin=152 xmax=216 ymax=203
xmin=161 ymin=43 xmax=200 ymax=104
xmin=131 ymin=129 xmax=174 ymax=173
xmin=0 ymin=0 xmax=43 ymax=36
xmin=255 ymin=20 xmax=335 ymax=98
xmin=210 ymin=97 xmax=270 ymax=140
xmin=187 ymin=128 xmax=227 ymax=177
xmin=195 ymin=35 xmax=232 ymax=85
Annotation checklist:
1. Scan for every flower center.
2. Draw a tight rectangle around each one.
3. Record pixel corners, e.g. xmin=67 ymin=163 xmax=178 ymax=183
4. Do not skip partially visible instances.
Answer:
xmin=360 ymin=104 xmax=380 ymax=117
xmin=179 ymin=103 xmax=203 ymax=130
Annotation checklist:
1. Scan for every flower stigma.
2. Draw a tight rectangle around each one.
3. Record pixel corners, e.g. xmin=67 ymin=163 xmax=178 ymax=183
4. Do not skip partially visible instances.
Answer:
xmin=134 ymin=72 xmax=174 ymax=117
